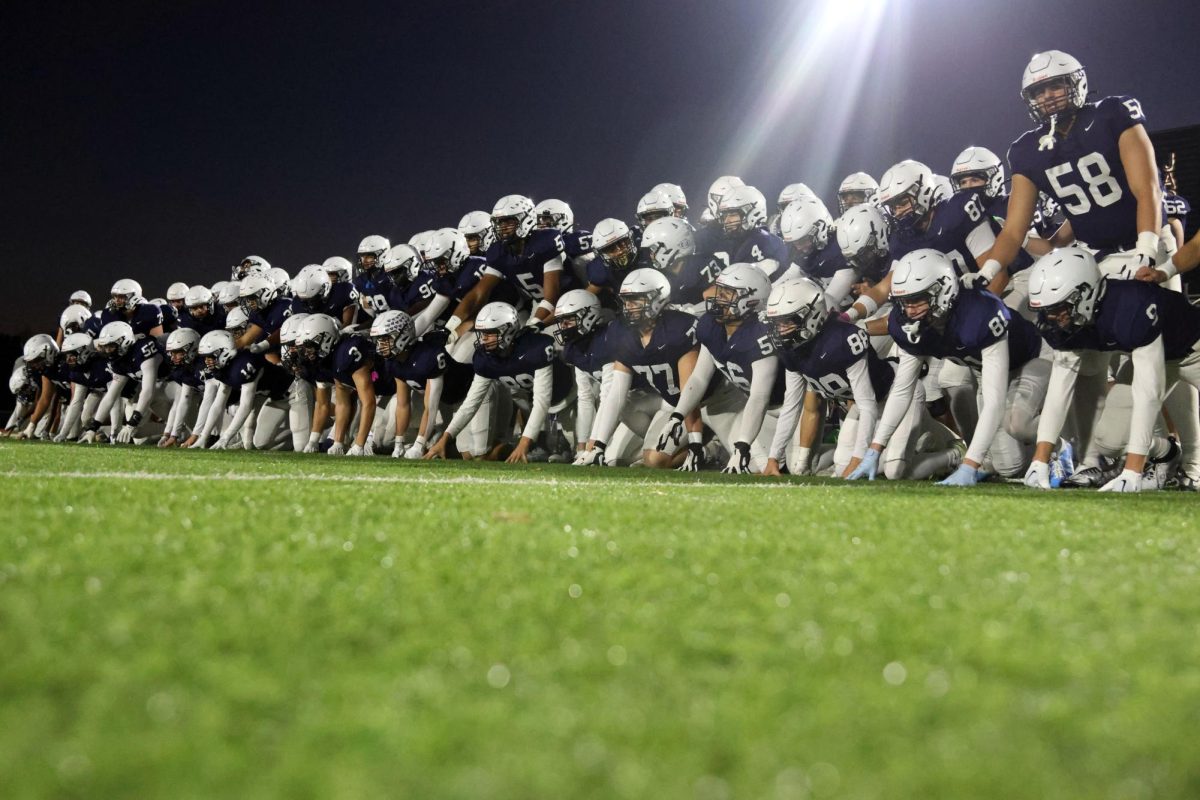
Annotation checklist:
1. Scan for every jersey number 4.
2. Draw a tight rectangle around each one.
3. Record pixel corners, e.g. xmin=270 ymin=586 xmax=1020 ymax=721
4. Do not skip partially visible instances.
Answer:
xmin=1045 ymin=152 xmax=1122 ymax=215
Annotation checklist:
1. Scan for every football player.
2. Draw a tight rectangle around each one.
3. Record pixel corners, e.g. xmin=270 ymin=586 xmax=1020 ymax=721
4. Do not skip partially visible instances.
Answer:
xmin=159 ymin=328 xmax=205 ymax=447
xmin=651 ymin=183 xmax=689 ymax=219
xmin=14 ymin=335 xmax=70 ymax=440
xmin=235 ymin=274 xmax=292 ymax=357
xmin=55 ymin=333 xmax=110 ymax=442
xmin=100 ymin=279 xmax=164 ymax=338
xmin=778 ymin=195 xmax=855 ymax=308
xmin=86 ymin=321 xmax=169 ymax=444
xmin=836 ymin=172 xmax=879 ymax=214
xmin=638 ymin=217 xmax=720 ymax=316
xmin=458 ymin=211 xmax=497 ymax=256
xmin=353 ymin=235 xmax=394 ymax=323
xmin=408 ymin=230 xmax=487 ymax=338
xmin=715 ymin=186 xmax=790 ymax=281
xmin=180 ymin=285 xmax=226 ymax=335
xmin=586 ymin=218 xmax=642 ymax=302
xmin=293 ymin=314 xmax=376 ymax=455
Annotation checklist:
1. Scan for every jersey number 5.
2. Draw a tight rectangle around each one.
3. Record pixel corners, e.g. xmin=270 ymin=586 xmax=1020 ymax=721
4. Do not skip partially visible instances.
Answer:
xmin=1045 ymin=153 xmax=1123 ymax=215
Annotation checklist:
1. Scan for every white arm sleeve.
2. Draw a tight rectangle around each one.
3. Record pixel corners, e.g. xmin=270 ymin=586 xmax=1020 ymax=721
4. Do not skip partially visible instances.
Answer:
xmin=222 ymin=379 xmax=260 ymax=439
xmin=846 ymin=357 xmax=880 ymax=459
xmin=445 ymin=374 xmax=493 ymax=438
xmin=95 ymin=374 xmax=128 ymax=423
xmin=422 ymin=375 xmax=444 ymax=441
xmin=590 ymin=366 xmax=632 ymax=446
xmin=768 ymin=370 xmax=806 ymax=461
xmin=1035 ymin=351 xmax=1081 ymax=445
xmin=965 ymin=219 xmax=998 ymax=260
xmin=543 ymin=255 xmax=564 ymax=274
xmin=198 ymin=382 xmax=231 ymax=439
xmin=521 ymin=365 xmax=554 ymax=440
xmin=753 ymin=259 xmax=780 ymax=280
xmin=734 ymin=355 xmax=779 ymax=444
xmin=773 ymin=263 xmax=802 ymax=285
xmin=574 ymin=366 xmax=599 ymax=445
xmin=412 ymin=294 xmax=451 ymax=338
xmin=191 ymin=379 xmax=218 ymax=439
xmin=133 ymin=355 xmax=161 ymax=417
xmin=673 ymin=346 xmax=716 ymax=417
xmin=965 ymin=340 xmax=1009 ymax=465
xmin=1128 ymin=335 xmax=1167 ymax=456
xmin=60 ymin=384 xmax=87 ymax=436
xmin=6 ymin=402 xmax=31 ymax=430
xmin=871 ymin=352 xmax=925 ymax=448
xmin=822 ymin=268 xmax=858 ymax=310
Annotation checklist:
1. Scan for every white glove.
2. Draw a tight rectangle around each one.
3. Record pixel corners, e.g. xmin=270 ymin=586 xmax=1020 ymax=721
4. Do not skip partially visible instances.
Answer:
xmin=1023 ymin=460 xmax=1051 ymax=490
xmin=210 ymin=437 xmax=230 ymax=451
xmin=676 ymin=443 xmax=705 ymax=472
xmin=327 ymin=441 xmax=345 ymax=456
xmin=78 ymin=430 xmax=99 ymax=445
xmin=188 ymin=437 xmax=207 ymax=449
xmin=1134 ymin=230 xmax=1160 ymax=273
xmin=656 ymin=413 xmax=685 ymax=453
xmin=362 ymin=439 xmax=374 ymax=456
xmin=392 ymin=440 xmax=405 ymax=458
xmin=1099 ymin=469 xmax=1142 ymax=493
xmin=54 ymin=430 xmax=71 ymax=444
xmin=15 ymin=423 xmax=34 ymax=440
xmin=115 ymin=424 xmax=137 ymax=444
xmin=573 ymin=447 xmax=605 ymax=467
xmin=404 ymin=441 xmax=426 ymax=460
xmin=302 ymin=439 xmax=320 ymax=454
xmin=347 ymin=443 xmax=365 ymax=456
xmin=721 ymin=442 xmax=752 ymax=474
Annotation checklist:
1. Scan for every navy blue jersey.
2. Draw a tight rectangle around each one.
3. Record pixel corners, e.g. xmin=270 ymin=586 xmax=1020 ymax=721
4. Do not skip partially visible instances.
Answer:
xmin=84 ymin=314 xmax=104 ymax=338
xmin=606 ymin=309 xmax=702 ymax=403
xmin=101 ymin=303 xmax=163 ymax=338
xmin=887 ymin=288 xmax=1041 ymax=371
xmin=381 ymin=337 xmax=474 ymax=406
xmin=158 ymin=304 xmax=179 ymax=333
xmin=696 ymin=313 xmax=787 ymax=405
xmin=730 ymin=227 xmax=790 ymax=281
xmin=424 ymin=256 xmax=487 ymax=309
xmin=180 ymin=306 xmax=227 ymax=336
xmin=797 ymin=238 xmax=848 ymax=281
xmin=561 ymin=323 xmax=617 ymax=383
xmin=472 ymin=331 xmax=573 ymax=404
xmin=777 ymin=317 xmax=894 ymax=403
xmin=1164 ymin=192 xmax=1190 ymax=222
xmin=248 ymin=297 xmax=293 ymax=338
xmin=666 ymin=254 xmax=722 ymax=307
xmin=562 ymin=228 xmax=593 ymax=259
xmin=213 ymin=352 xmax=291 ymax=400
xmin=484 ymin=229 xmax=567 ymax=303
xmin=1009 ymin=96 xmax=1147 ymax=252
xmin=332 ymin=336 xmax=375 ymax=386
xmin=165 ymin=360 xmax=205 ymax=390
xmin=353 ymin=271 xmax=395 ymax=318
xmin=889 ymin=191 xmax=1031 ymax=275
xmin=1040 ymin=280 xmax=1200 ymax=360
xmin=328 ymin=282 xmax=360 ymax=318
xmin=67 ymin=359 xmax=113 ymax=391
xmin=106 ymin=336 xmax=163 ymax=379
xmin=28 ymin=360 xmax=73 ymax=392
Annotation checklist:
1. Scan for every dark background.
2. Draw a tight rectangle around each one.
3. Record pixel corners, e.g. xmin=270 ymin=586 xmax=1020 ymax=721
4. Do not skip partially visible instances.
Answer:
xmin=3 ymin=0 xmax=1199 ymax=354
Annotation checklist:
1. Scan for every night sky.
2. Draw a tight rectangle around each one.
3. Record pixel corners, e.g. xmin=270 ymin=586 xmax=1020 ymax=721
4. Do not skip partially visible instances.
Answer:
xmin=6 ymin=0 xmax=1199 ymax=334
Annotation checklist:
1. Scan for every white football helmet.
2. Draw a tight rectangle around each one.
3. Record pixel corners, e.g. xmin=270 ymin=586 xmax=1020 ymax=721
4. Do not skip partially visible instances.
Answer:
xmin=184 ymin=285 xmax=213 ymax=314
xmin=474 ymin=302 xmax=521 ymax=355
xmin=60 ymin=305 xmax=92 ymax=336
xmin=380 ymin=244 xmax=424 ymax=281
xmin=165 ymin=328 xmax=201 ymax=366
xmin=779 ymin=195 xmax=834 ymax=256
xmin=836 ymin=204 xmax=891 ymax=275
xmin=291 ymin=265 xmax=332 ymax=307
xmin=877 ymin=160 xmax=937 ymax=230
xmin=358 ymin=235 xmax=391 ymax=273
xmin=96 ymin=321 xmax=136 ymax=358
xmin=109 ymin=279 xmax=144 ymax=313
xmin=931 ymin=174 xmax=954 ymax=205
xmin=369 ymin=310 xmax=418 ymax=358
xmin=636 ymin=190 xmax=674 ymax=227
xmin=533 ymin=199 xmax=575 ymax=232
xmin=708 ymin=263 xmax=771 ymax=322
xmin=890 ymin=249 xmax=959 ymax=324
xmin=1027 ymin=247 xmax=1103 ymax=334
xmin=553 ymin=290 xmax=602 ymax=346
xmin=706 ymin=175 xmax=745 ymax=217
xmin=837 ymin=172 xmax=879 ymax=214
xmin=295 ymin=314 xmax=342 ymax=360
xmin=652 ymin=182 xmax=688 ymax=214
xmin=237 ymin=274 xmax=278 ymax=313
xmin=766 ymin=279 xmax=828 ymax=349
xmin=592 ymin=218 xmax=639 ymax=270
xmin=23 ymin=334 xmax=59 ymax=369
xmin=61 ymin=332 xmax=96 ymax=366
xmin=198 ymin=330 xmax=238 ymax=369
xmin=619 ymin=268 xmax=673 ymax=327
xmin=224 ymin=306 xmax=251 ymax=337
xmin=491 ymin=194 xmax=536 ymax=242
xmin=70 ymin=290 xmax=92 ymax=309
xmin=209 ymin=280 xmax=229 ymax=300
xmin=640 ymin=217 xmax=696 ymax=272
xmin=279 ymin=313 xmax=309 ymax=366
xmin=423 ymin=229 xmax=469 ymax=277
xmin=234 ymin=255 xmax=271 ymax=281
xmin=1021 ymin=50 xmax=1088 ymax=123
xmin=777 ymin=183 xmax=817 ymax=213
xmin=323 ymin=256 xmax=353 ymax=284
xmin=268 ymin=267 xmax=291 ymax=295
xmin=459 ymin=210 xmax=497 ymax=254
xmin=217 ymin=281 xmax=242 ymax=309
xmin=718 ymin=185 xmax=768 ymax=235
xmin=951 ymin=146 xmax=1005 ymax=199
xmin=166 ymin=282 xmax=190 ymax=304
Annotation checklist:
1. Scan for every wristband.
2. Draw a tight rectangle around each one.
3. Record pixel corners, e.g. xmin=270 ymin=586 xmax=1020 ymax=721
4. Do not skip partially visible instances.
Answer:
xmin=415 ymin=435 xmax=427 ymax=447
xmin=687 ymin=431 xmax=703 ymax=445
xmin=844 ymin=307 xmax=861 ymax=322
xmin=446 ymin=315 xmax=463 ymax=332
xmin=1158 ymin=258 xmax=1179 ymax=280
xmin=979 ymin=258 xmax=1002 ymax=282
xmin=308 ymin=431 xmax=321 ymax=445
xmin=856 ymin=296 xmax=878 ymax=317
xmin=536 ymin=299 xmax=556 ymax=314
xmin=127 ymin=410 xmax=143 ymax=427
xmin=1135 ymin=230 xmax=1159 ymax=262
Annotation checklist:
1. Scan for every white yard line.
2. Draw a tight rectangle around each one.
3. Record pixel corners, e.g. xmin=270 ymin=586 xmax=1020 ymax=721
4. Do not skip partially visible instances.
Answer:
xmin=3 ymin=469 xmax=829 ymax=491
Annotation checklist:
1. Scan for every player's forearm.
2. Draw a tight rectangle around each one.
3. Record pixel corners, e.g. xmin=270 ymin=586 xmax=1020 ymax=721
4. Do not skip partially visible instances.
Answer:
xmin=95 ymin=376 xmax=128 ymax=423
xmin=1034 ymin=355 xmax=1080 ymax=455
xmin=823 ymin=268 xmax=856 ymax=310
xmin=574 ymin=368 xmax=597 ymax=444
xmin=964 ymin=341 xmax=1009 ymax=467
xmin=734 ymin=357 xmax=779 ymax=444
xmin=224 ymin=381 xmax=259 ymax=438
xmin=521 ymin=366 xmax=554 ymax=440
xmin=445 ymin=375 xmax=492 ymax=438
xmin=768 ymin=372 xmax=805 ymax=462
xmin=200 ymin=384 xmax=231 ymax=439
xmin=421 ymin=377 xmax=444 ymax=442
xmin=354 ymin=383 xmax=376 ymax=446
xmin=133 ymin=357 xmax=160 ymax=417
xmin=847 ymin=360 xmax=879 ymax=459
xmin=412 ymin=294 xmax=450 ymax=338
xmin=589 ymin=368 xmax=631 ymax=446
xmin=871 ymin=354 xmax=922 ymax=449
xmin=673 ymin=348 xmax=715 ymax=418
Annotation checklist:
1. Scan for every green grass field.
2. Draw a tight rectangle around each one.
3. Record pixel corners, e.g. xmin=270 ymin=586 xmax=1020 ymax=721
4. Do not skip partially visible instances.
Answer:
xmin=2 ymin=441 xmax=1199 ymax=799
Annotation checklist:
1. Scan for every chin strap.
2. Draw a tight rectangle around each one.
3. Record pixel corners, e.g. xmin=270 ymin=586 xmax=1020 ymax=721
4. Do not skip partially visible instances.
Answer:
xmin=1038 ymin=114 xmax=1058 ymax=151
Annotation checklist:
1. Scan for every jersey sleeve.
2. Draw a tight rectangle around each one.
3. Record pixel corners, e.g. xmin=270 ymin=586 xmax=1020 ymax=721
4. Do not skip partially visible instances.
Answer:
xmin=957 ymin=293 xmax=1010 ymax=352
xmin=1102 ymin=95 xmax=1147 ymax=138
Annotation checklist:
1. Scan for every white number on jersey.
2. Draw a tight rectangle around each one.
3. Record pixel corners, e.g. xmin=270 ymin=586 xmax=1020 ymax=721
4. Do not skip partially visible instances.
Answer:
xmin=633 ymin=363 xmax=679 ymax=395
xmin=1044 ymin=152 xmax=1123 ymax=215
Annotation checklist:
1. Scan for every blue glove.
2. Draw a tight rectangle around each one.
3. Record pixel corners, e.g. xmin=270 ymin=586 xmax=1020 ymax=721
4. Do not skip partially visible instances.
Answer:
xmin=938 ymin=463 xmax=980 ymax=487
xmin=846 ymin=448 xmax=880 ymax=481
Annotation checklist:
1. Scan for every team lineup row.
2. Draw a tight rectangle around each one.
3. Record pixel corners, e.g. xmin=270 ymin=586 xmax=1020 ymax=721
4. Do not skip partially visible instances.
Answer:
xmin=8 ymin=50 xmax=1200 ymax=491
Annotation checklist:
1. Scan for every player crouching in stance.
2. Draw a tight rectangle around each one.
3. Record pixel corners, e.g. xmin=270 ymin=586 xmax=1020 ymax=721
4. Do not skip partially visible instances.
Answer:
xmin=1024 ymin=247 xmax=1200 ymax=492
xmin=848 ymin=249 xmax=1049 ymax=485
xmin=425 ymin=302 xmax=575 ymax=464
